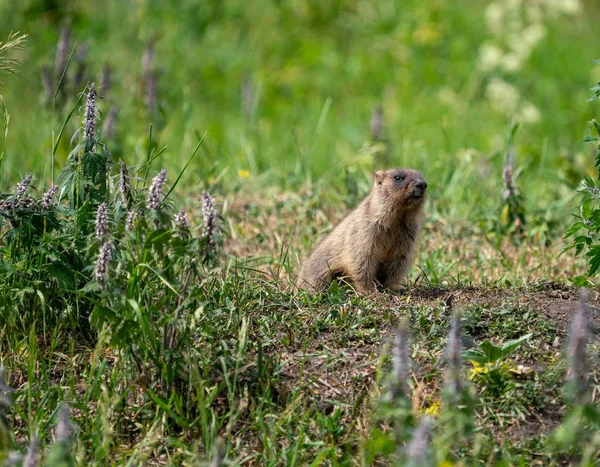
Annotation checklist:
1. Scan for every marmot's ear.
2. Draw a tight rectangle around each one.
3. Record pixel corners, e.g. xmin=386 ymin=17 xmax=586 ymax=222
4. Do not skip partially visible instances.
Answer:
xmin=373 ymin=170 xmax=385 ymax=185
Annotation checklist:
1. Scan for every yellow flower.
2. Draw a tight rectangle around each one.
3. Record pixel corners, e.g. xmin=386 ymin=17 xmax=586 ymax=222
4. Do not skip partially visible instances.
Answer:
xmin=238 ymin=169 xmax=250 ymax=178
xmin=467 ymin=361 xmax=492 ymax=380
xmin=423 ymin=400 xmax=441 ymax=416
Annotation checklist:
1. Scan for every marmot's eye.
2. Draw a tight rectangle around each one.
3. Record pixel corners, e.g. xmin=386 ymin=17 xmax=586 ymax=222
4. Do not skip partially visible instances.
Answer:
xmin=393 ymin=174 xmax=404 ymax=181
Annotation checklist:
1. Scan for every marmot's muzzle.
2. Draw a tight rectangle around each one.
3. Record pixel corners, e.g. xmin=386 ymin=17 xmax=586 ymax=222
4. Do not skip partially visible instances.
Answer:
xmin=411 ymin=180 xmax=428 ymax=199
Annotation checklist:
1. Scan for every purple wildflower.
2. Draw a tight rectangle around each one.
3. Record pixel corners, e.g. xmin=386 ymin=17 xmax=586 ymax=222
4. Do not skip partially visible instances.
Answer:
xmin=83 ymin=83 xmax=97 ymax=139
xmin=95 ymin=240 xmax=113 ymax=290
xmin=407 ymin=417 xmax=433 ymax=463
xmin=42 ymin=185 xmax=59 ymax=210
xmin=391 ymin=322 xmax=410 ymax=397
xmin=445 ymin=312 xmax=463 ymax=397
xmin=175 ymin=210 xmax=189 ymax=229
xmin=16 ymin=174 xmax=33 ymax=196
xmin=119 ymin=162 xmax=131 ymax=204
xmin=201 ymin=191 xmax=216 ymax=245
xmin=146 ymin=169 xmax=167 ymax=210
xmin=95 ymin=203 xmax=108 ymax=240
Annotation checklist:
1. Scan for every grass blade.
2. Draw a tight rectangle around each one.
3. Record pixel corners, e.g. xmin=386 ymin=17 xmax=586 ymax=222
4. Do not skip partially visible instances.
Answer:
xmin=164 ymin=130 xmax=207 ymax=199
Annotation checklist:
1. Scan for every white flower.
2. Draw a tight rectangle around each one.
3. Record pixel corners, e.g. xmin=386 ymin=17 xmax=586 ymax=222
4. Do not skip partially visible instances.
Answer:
xmin=501 ymin=53 xmax=523 ymax=72
xmin=486 ymin=78 xmax=521 ymax=115
xmin=485 ymin=3 xmax=505 ymax=37
xmin=478 ymin=43 xmax=504 ymax=71
xmin=542 ymin=0 xmax=581 ymax=16
xmin=521 ymin=23 xmax=546 ymax=48
xmin=560 ymin=0 xmax=582 ymax=14
xmin=518 ymin=101 xmax=542 ymax=124
xmin=525 ymin=4 xmax=543 ymax=23
xmin=437 ymin=86 xmax=460 ymax=107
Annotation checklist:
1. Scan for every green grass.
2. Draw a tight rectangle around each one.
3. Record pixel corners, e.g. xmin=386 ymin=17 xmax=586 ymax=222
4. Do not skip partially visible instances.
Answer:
xmin=0 ymin=0 xmax=600 ymax=465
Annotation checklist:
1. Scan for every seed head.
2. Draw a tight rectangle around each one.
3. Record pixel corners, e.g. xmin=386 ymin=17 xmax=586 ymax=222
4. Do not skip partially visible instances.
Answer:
xmin=5 ymin=451 xmax=22 ymax=467
xmin=100 ymin=64 xmax=111 ymax=96
xmin=445 ymin=312 xmax=463 ymax=397
xmin=407 ymin=416 xmax=433 ymax=463
xmin=0 ymin=366 xmax=14 ymax=410
xmin=95 ymin=203 xmax=108 ymax=240
xmin=55 ymin=403 xmax=72 ymax=443
xmin=41 ymin=66 xmax=53 ymax=103
xmin=55 ymin=26 xmax=70 ymax=78
xmin=42 ymin=185 xmax=59 ymax=210
xmin=566 ymin=289 xmax=591 ymax=401
xmin=146 ymin=169 xmax=167 ymax=210
xmin=16 ymin=174 xmax=33 ymax=196
xmin=143 ymin=41 xmax=157 ymax=115
xmin=95 ymin=240 xmax=113 ymax=289
xmin=145 ymin=73 xmax=157 ymax=115
xmin=370 ymin=105 xmax=383 ymax=141
xmin=241 ymin=73 xmax=255 ymax=117
xmin=119 ymin=162 xmax=131 ymax=205
xmin=83 ymin=83 xmax=98 ymax=140
xmin=73 ymin=44 xmax=88 ymax=89
xmin=175 ymin=209 xmax=189 ymax=229
xmin=390 ymin=322 xmax=410 ymax=397
xmin=104 ymin=107 xmax=117 ymax=141
xmin=209 ymin=437 xmax=226 ymax=467
xmin=23 ymin=435 xmax=39 ymax=467
xmin=142 ymin=41 xmax=154 ymax=76
xmin=503 ymin=149 xmax=516 ymax=199
xmin=202 ymin=191 xmax=216 ymax=245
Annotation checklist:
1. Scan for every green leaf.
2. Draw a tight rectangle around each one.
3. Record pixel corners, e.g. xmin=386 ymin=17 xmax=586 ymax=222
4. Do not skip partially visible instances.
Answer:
xmin=145 ymin=389 xmax=190 ymax=428
xmin=44 ymin=440 xmax=76 ymax=467
xmin=568 ymin=275 xmax=595 ymax=287
xmin=462 ymin=350 xmax=488 ymax=365
xmin=128 ymin=299 xmax=158 ymax=350
xmin=582 ymin=403 xmax=600 ymax=426
xmin=47 ymin=263 xmax=76 ymax=289
xmin=479 ymin=340 xmax=504 ymax=363
xmin=145 ymin=229 xmax=173 ymax=248
xmin=499 ymin=333 xmax=532 ymax=358
xmin=136 ymin=263 xmax=182 ymax=298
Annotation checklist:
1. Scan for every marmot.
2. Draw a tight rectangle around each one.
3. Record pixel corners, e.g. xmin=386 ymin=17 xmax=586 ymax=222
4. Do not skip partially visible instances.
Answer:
xmin=298 ymin=168 xmax=427 ymax=294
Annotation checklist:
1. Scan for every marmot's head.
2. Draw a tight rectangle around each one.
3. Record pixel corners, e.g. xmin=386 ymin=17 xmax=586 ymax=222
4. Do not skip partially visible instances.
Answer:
xmin=373 ymin=168 xmax=427 ymax=211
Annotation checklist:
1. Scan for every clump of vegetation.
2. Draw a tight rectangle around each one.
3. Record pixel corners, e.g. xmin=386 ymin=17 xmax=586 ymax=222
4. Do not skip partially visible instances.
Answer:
xmin=367 ymin=298 xmax=597 ymax=465
xmin=0 ymin=84 xmax=229 ymax=462
xmin=0 ymin=83 xmax=222 ymax=336
xmin=564 ymin=60 xmax=600 ymax=284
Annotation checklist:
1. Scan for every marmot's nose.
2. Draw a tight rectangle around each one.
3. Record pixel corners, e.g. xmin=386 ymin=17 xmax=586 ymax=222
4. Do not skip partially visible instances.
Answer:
xmin=416 ymin=180 xmax=428 ymax=191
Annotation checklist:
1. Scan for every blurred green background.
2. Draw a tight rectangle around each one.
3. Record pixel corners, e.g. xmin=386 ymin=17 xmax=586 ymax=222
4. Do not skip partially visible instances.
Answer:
xmin=1 ymin=0 xmax=599 ymax=219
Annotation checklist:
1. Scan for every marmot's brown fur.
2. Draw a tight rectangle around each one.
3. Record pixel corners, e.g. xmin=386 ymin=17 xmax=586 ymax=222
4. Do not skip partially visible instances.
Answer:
xmin=298 ymin=168 xmax=427 ymax=294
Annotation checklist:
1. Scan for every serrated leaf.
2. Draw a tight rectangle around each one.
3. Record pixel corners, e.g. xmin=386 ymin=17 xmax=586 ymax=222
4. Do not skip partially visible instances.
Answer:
xmin=47 ymin=263 xmax=75 ymax=289
xmin=568 ymin=275 xmax=594 ymax=287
